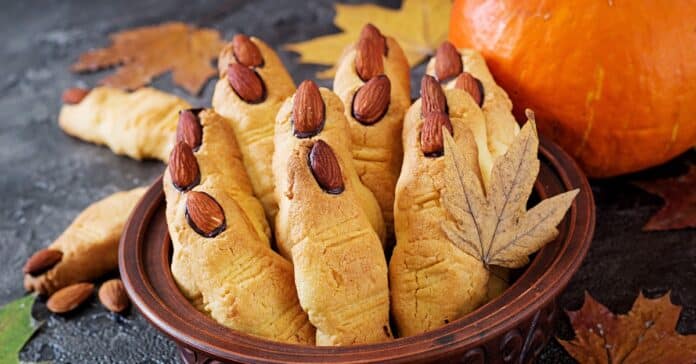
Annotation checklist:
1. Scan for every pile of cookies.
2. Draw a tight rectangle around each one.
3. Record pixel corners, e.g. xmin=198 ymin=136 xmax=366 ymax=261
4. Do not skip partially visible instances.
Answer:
xmin=38 ymin=24 xmax=533 ymax=346
xmin=159 ymin=24 xmax=526 ymax=346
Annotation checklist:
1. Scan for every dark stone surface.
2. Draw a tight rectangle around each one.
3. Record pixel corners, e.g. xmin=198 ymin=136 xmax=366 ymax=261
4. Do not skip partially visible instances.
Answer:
xmin=0 ymin=0 xmax=693 ymax=363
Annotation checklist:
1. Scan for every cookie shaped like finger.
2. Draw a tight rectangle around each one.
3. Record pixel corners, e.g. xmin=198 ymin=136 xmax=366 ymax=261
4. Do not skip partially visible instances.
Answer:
xmin=274 ymin=81 xmax=386 ymax=258
xmin=163 ymin=108 xmax=313 ymax=344
xmin=333 ymin=24 xmax=411 ymax=241
xmin=59 ymin=86 xmax=190 ymax=161
xmin=212 ymin=35 xmax=296 ymax=222
xmin=389 ymin=78 xmax=491 ymax=337
xmin=280 ymin=140 xmax=391 ymax=345
xmin=24 ymin=187 xmax=146 ymax=296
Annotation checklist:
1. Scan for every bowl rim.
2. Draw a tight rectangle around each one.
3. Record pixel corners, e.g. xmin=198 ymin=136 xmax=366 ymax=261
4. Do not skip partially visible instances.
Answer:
xmin=119 ymin=136 xmax=594 ymax=363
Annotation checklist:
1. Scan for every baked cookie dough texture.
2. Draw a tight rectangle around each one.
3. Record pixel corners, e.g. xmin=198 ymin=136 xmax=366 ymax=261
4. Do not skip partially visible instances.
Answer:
xmin=333 ymin=26 xmax=411 ymax=239
xmin=163 ymin=109 xmax=314 ymax=344
xmin=24 ymin=187 xmax=146 ymax=296
xmin=59 ymin=86 xmax=190 ymax=162
xmin=212 ymin=36 xmax=296 ymax=222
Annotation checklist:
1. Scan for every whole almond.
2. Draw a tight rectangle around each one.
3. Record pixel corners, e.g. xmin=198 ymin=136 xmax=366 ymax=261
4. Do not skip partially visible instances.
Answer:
xmin=352 ymin=75 xmax=391 ymax=125
xmin=420 ymin=112 xmax=453 ymax=157
xmin=292 ymin=80 xmax=325 ymax=138
xmin=421 ymin=75 xmax=448 ymax=114
xmin=454 ymin=72 xmax=484 ymax=107
xmin=47 ymin=282 xmax=94 ymax=314
xmin=227 ymin=63 xmax=266 ymax=103
xmin=355 ymin=24 xmax=385 ymax=81
xmin=232 ymin=34 xmax=263 ymax=68
xmin=23 ymin=248 xmax=63 ymax=276
xmin=361 ymin=24 xmax=387 ymax=54
xmin=434 ymin=41 xmax=462 ymax=81
xmin=309 ymin=140 xmax=344 ymax=194
xmin=177 ymin=109 xmax=203 ymax=150
xmin=62 ymin=87 xmax=90 ymax=104
xmin=169 ymin=141 xmax=200 ymax=192
xmin=186 ymin=191 xmax=226 ymax=237
xmin=99 ymin=279 xmax=129 ymax=313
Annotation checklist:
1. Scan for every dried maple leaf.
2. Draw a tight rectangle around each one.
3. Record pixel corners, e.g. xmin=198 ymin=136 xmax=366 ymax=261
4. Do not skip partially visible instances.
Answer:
xmin=560 ymin=292 xmax=696 ymax=363
xmin=72 ymin=22 xmax=224 ymax=95
xmin=284 ymin=0 xmax=451 ymax=78
xmin=633 ymin=165 xmax=696 ymax=231
xmin=441 ymin=111 xmax=579 ymax=268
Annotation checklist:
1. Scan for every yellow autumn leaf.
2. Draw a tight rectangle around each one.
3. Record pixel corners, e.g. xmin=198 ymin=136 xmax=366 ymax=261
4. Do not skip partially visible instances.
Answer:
xmin=285 ymin=0 xmax=452 ymax=78
xmin=441 ymin=111 xmax=579 ymax=268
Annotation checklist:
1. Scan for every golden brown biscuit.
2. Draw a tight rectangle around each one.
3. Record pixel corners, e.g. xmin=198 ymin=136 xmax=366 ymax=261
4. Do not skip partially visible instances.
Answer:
xmin=389 ymin=78 xmax=491 ymax=337
xmin=427 ymin=44 xmax=521 ymax=296
xmin=58 ymin=86 xmax=190 ymax=161
xmin=274 ymin=81 xmax=386 ymax=258
xmin=212 ymin=35 xmax=296 ymax=221
xmin=167 ymin=108 xmax=270 ymax=301
xmin=178 ymin=109 xmax=271 ymax=246
xmin=333 ymin=24 xmax=410 ymax=239
xmin=164 ymin=108 xmax=313 ymax=344
xmin=24 ymin=187 xmax=146 ymax=296
xmin=278 ymin=139 xmax=391 ymax=345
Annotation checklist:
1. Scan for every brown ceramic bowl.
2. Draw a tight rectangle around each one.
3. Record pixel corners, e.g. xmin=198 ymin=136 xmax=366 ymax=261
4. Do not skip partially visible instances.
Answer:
xmin=119 ymin=136 xmax=594 ymax=364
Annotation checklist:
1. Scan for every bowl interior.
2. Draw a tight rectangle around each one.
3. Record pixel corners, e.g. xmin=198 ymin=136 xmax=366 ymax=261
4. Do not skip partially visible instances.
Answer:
xmin=120 ymin=136 xmax=595 ymax=363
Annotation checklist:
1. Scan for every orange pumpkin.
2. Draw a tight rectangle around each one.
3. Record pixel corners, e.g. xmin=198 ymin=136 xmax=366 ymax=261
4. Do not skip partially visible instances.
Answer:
xmin=449 ymin=0 xmax=696 ymax=177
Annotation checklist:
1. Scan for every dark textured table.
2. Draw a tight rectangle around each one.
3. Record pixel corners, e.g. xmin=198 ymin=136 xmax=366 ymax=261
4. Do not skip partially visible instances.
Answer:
xmin=1 ymin=1 xmax=694 ymax=363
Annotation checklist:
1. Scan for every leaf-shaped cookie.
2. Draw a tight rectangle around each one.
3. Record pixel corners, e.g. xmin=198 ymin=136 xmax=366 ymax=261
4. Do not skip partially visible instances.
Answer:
xmin=442 ymin=110 xmax=579 ymax=268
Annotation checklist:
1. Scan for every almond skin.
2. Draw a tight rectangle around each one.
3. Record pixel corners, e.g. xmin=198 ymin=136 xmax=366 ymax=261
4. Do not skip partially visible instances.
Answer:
xmin=355 ymin=24 xmax=385 ymax=81
xmin=62 ymin=87 xmax=90 ymax=104
xmin=169 ymin=141 xmax=200 ymax=192
xmin=352 ymin=75 xmax=391 ymax=125
xmin=176 ymin=109 xmax=203 ymax=150
xmin=420 ymin=112 xmax=453 ymax=157
xmin=361 ymin=23 xmax=387 ymax=54
xmin=292 ymin=80 xmax=325 ymax=138
xmin=186 ymin=191 xmax=226 ymax=237
xmin=434 ymin=41 xmax=462 ymax=81
xmin=98 ymin=279 xmax=129 ymax=313
xmin=421 ymin=75 xmax=448 ymax=114
xmin=227 ymin=63 xmax=266 ymax=103
xmin=309 ymin=140 xmax=344 ymax=194
xmin=23 ymin=248 xmax=63 ymax=276
xmin=454 ymin=72 xmax=484 ymax=107
xmin=232 ymin=34 xmax=263 ymax=68
xmin=47 ymin=282 xmax=94 ymax=314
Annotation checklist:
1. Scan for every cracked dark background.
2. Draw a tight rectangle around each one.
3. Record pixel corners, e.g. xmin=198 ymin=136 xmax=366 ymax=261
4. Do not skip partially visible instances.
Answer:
xmin=0 ymin=0 xmax=694 ymax=363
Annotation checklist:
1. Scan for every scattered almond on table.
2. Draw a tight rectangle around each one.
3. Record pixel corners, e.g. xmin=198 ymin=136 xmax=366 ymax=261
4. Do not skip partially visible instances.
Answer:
xmin=46 ymin=283 xmax=94 ymax=314
xmin=98 ymin=279 xmax=130 ymax=313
